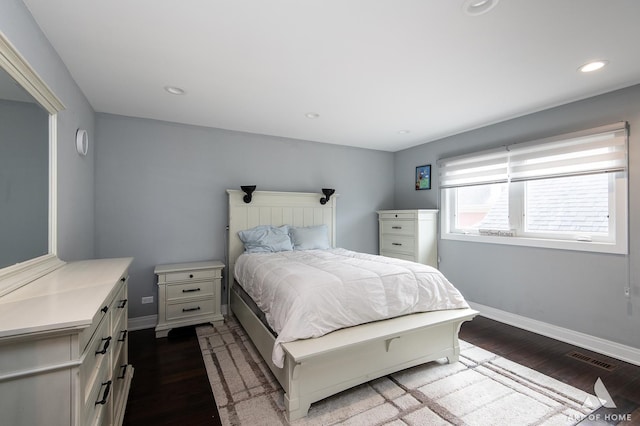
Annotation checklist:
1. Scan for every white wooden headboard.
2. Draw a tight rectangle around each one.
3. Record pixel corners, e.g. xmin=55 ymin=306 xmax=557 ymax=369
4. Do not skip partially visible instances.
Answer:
xmin=226 ymin=189 xmax=337 ymax=291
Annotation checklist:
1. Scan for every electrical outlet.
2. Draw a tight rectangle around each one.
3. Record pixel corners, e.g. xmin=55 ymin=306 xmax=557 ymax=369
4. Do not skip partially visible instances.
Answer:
xmin=141 ymin=296 xmax=153 ymax=304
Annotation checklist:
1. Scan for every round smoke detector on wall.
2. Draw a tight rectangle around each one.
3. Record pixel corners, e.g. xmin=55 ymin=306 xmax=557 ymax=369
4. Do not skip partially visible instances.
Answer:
xmin=463 ymin=0 xmax=499 ymax=15
xmin=76 ymin=129 xmax=88 ymax=156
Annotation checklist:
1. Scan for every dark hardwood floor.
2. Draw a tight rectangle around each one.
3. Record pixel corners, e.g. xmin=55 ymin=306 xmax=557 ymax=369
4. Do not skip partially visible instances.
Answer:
xmin=123 ymin=317 xmax=640 ymax=425
xmin=123 ymin=326 xmax=223 ymax=426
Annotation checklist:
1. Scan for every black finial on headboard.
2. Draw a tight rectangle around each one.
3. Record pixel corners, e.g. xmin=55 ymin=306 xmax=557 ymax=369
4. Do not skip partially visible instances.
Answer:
xmin=241 ymin=185 xmax=256 ymax=203
xmin=320 ymin=188 xmax=335 ymax=205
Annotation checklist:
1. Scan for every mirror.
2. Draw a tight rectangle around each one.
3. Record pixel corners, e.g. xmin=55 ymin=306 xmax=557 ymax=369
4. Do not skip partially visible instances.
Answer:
xmin=0 ymin=67 xmax=49 ymax=268
xmin=0 ymin=32 xmax=65 ymax=296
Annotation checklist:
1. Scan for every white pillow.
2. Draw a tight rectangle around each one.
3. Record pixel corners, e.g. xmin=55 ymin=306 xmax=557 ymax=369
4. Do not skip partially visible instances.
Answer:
xmin=289 ymin=225 xmax=331 ymax=250
xmin=238 ymin=225 xmax=293 ymax=253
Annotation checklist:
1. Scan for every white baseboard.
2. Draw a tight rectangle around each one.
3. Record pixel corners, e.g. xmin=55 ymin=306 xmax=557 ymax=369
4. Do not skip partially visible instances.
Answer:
xmin=468 ymin=302 xmax=640 ymax=367
xmin=128 ymin=314 xmax=158 ymax=331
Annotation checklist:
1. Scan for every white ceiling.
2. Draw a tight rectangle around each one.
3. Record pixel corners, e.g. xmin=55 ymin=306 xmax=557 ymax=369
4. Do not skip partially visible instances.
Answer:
xmin=22 ymin=0 xmax=640 ymax=152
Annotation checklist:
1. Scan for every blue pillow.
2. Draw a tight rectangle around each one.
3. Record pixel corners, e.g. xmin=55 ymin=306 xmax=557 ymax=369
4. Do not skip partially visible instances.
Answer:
xmin=289 ymin=224 xmax=331 ymax=250
xmin=238 ymin=225 xmax=293 ymax=253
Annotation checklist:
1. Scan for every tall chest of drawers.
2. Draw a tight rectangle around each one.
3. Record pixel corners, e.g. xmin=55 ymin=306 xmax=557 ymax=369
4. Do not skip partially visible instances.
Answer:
xmin=0 ymin=258 xmax=134 ymax=426
xmin=155 ymin=260 xmax=224 ymax=338
xmin=377 ymin=209 xmax=439 ymax=267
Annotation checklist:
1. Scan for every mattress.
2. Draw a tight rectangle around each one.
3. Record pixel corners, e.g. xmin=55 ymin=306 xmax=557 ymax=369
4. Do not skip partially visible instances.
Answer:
xmin=234 ymin=248 xmax=470 ymax=368
xmin=232 ymin=278 xmax=277 ymax=337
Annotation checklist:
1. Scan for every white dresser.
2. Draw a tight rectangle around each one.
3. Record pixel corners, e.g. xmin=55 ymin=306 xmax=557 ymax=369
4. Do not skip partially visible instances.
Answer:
xmin=0 ymin=258 xmax=134 ymax=426
xmin=155 ymin=260 xmax=224 ymax=338
xmin=377 ymin=209 xmax=439 ymax=267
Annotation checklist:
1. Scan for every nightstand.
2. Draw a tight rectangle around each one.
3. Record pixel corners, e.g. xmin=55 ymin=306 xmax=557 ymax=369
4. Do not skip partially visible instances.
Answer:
xmin=154 ymin=260 xmax=224 ymax=338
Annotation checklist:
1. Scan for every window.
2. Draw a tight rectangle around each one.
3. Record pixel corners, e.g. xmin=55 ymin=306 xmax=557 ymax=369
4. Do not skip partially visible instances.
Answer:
xmin=440 ymin=123 xmax=628 ymax=254
xmin=524 ymin=174 xmax=609 ymax=236
xmin=453 ymin=183 xmax=509 ymax=232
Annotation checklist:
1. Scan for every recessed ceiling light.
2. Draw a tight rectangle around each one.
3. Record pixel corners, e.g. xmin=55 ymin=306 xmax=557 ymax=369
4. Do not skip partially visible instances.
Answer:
xmin=398 ymin=130 xmax=411 ymax=134
xmin=578 ymin=60 xmax=609 ymax=73
xmin=463 ymin=0 xmax=499 ymax=16
xmin=305 ymin=112 xmax=320 ymax=119
xmin=164 ymin=86 xmax=185 ymax=95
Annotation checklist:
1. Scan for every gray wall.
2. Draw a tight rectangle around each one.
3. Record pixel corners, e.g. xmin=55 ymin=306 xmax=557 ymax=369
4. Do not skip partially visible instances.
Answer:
xmin=95 ymin=114 xmax=394 ymax=318
xmin=0 ymin=0 xmax=96 ymax=262
xmin=394 ymin=84 xmax=640 ymax=351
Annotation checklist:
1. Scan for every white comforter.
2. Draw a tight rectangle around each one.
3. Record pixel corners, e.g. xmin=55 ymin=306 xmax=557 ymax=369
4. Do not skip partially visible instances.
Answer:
xmin=234 ymin=248 xmax=469 ymax=368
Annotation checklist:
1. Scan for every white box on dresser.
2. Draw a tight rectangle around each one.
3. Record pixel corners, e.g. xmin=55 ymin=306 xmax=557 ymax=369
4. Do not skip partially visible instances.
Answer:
xmin=0 ymin=258 xmax=134 ymax=426
xmin=377 ymin=209 xmax=438 ymax=267
xmin=155 ymin=260 xmax=224 ymax=338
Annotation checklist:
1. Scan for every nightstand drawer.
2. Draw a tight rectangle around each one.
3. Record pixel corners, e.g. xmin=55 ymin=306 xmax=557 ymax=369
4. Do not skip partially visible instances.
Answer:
xmin=166 ymin=298 xmax=215 ymax=320
xmin=381 ymin=220 xmax=415 ymax=236
xmin=381 ymin=235 xmax=415 ymax=255
xmin=379 ymin=212 xmax=415 ymax=220
xmin=160 ymin=268 xmax=220 ymax=284
xmin=166 ymin=280 xmax=215 ymax=301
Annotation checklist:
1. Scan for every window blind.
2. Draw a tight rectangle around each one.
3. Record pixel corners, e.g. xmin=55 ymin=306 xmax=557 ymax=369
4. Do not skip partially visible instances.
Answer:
xmin=508 ymin=123 xmax=628 ymax=182
xmin=439 ymin=148 xmax=509 ymax=188
xmin=438 ymin=122 xmax=628 ymax=188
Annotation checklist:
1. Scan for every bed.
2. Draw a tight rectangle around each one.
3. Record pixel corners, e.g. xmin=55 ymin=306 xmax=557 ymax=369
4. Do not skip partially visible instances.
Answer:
xmin=226 ymin=189 xmax=477 ymax=421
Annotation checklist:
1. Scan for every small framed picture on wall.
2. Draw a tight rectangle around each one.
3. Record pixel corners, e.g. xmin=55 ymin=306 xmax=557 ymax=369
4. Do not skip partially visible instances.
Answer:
xmin=415 ymin=164 xmax=431 ymax=190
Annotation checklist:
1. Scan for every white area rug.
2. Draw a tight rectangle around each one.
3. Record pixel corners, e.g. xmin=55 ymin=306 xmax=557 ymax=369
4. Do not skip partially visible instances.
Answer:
xmin=196 ymin=318 xmax=598 ymax=425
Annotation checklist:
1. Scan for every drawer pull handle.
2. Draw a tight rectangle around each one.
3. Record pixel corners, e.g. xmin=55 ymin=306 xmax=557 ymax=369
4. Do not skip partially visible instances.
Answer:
xmin=182 ymin=306 xmax=201 ymax=312
xmin=101 ymin=306 xmax=109 ymax=314
xmin=118 ymin=298 xmax=128 ymax=309
xmin=118 ymin=364 xmax=128 ymax=380
xmin=392 ymin=243 xmax=402 ymax=246
xmin=391 ymin=226 xmax=402 ymax=229
xmin=95 ymin=380 xmax=112 ymax=405
xmin=189 ymin=274 xmax=194 ymax=279
xmin=121 ymin=277 xmax=126 ymax=282
xmin=95 ymin=336 xmax=112 ymax=355
xmin=182 ymin=288 xmax=201 ymax=293
xmin=118 ymin=329 xmax=128 ymax=342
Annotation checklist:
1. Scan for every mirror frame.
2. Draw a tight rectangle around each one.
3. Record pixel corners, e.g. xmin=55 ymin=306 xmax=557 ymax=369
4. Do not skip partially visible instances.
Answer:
xmin=0 ymin=31 xmax=66 ymax=297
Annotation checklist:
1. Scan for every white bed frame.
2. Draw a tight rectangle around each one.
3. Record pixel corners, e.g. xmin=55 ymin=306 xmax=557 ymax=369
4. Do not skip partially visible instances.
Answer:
xmin=226 ymin=189 xmax=477 ymax=421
